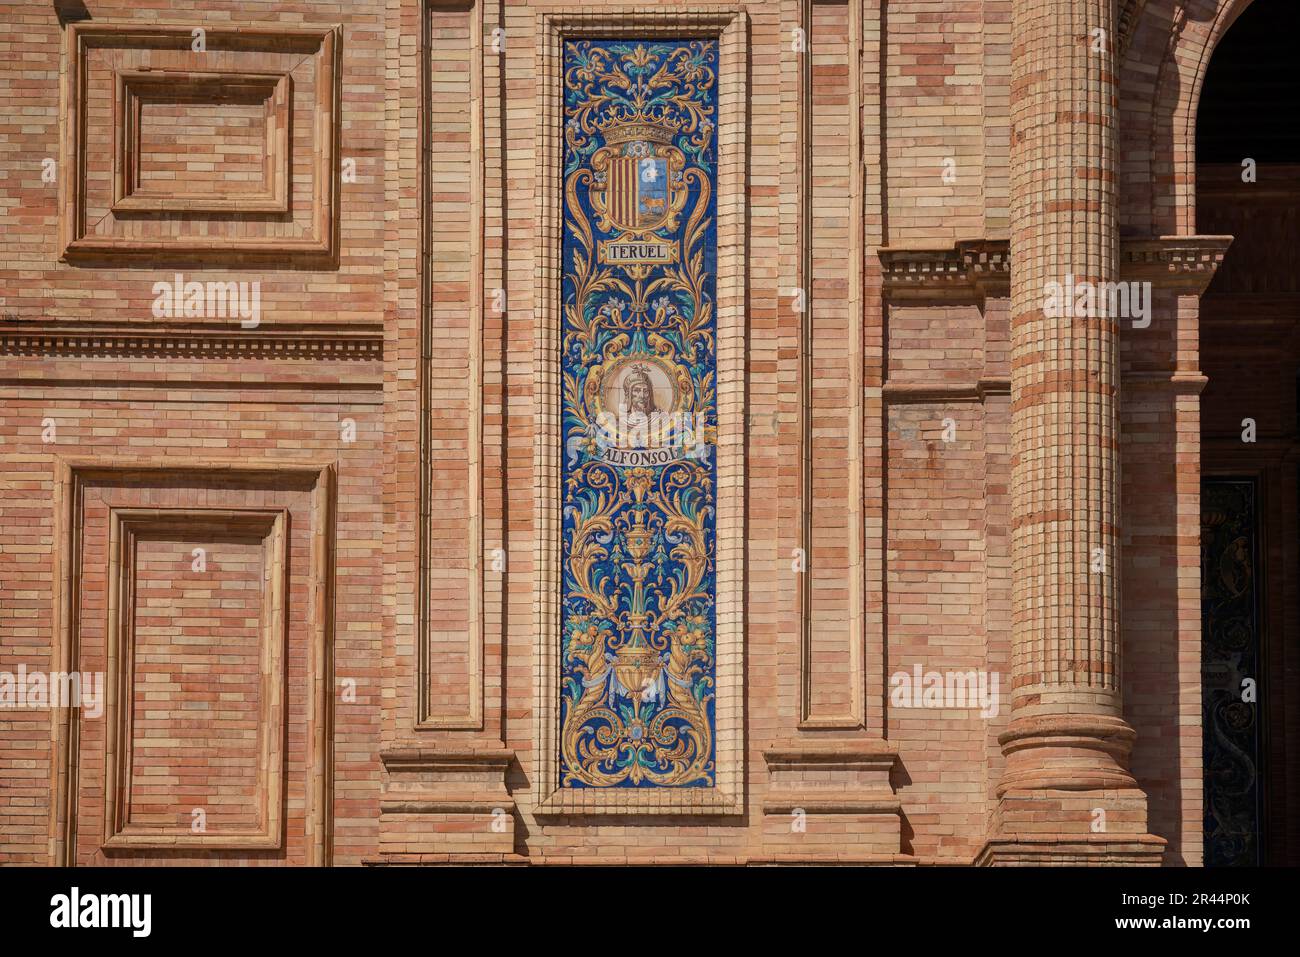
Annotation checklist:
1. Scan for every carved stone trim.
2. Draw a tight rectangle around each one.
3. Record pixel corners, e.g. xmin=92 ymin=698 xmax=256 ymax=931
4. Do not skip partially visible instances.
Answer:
xmin=879 ymin=240 xmax=1011 ymax=300
xmin=763 ymin=740 xmax=899 ymax=773
xmin=1122 ymin=371 xmax=1209 ymax=393
xmin=879 ymin=235 xmax=1233 ymax=298
xmin=1120 ymin=235 xmax=1234 ymax=294
xmin=762 ymin=796 xmax=902 ymax=814
xmin=381 ymin=747 xmax=514 ymax=776
xmin=0 ymin=322 xmax=382 ymax=360
xmin=882 ymin=377 xmax=1012 ymax=404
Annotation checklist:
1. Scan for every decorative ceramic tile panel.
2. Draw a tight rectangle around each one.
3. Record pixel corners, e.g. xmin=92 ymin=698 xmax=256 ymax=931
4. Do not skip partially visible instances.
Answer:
xmin=559 ymin=38 xmax=719 ymax=788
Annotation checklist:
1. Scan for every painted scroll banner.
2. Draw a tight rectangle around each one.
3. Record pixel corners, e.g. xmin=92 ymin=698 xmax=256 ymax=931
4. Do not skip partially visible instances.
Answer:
xmin=559 ymin=39 xmax=719 ymax=788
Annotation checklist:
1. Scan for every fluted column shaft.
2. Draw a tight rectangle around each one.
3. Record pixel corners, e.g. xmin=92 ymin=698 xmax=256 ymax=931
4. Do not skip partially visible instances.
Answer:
xmin=1002 ymin=0 xmax=1137 ymax=793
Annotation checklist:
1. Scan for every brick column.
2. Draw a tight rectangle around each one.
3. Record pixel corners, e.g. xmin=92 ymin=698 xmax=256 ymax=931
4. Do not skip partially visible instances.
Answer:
xmin=1001 ymin=0 xmax=1138 ymax=797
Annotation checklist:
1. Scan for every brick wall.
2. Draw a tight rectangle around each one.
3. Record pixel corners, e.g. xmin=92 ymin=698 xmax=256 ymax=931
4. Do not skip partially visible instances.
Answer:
xmin=0 ymin=0 xmax=1218 ymax=865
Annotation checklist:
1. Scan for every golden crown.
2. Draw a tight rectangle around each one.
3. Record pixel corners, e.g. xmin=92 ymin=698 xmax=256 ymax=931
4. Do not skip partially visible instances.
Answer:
xmin=602 ymin=121 xmax=676 ymax=146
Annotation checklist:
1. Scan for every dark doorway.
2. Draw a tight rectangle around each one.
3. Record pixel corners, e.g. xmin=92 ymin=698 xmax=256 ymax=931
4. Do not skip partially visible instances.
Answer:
xmin=1197 ymin=0 xmax=1300 ymax=866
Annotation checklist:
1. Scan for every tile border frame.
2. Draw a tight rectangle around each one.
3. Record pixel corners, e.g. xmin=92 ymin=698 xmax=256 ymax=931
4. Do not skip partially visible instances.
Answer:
xmin=532 ymin=8 xmax=749 ymax=816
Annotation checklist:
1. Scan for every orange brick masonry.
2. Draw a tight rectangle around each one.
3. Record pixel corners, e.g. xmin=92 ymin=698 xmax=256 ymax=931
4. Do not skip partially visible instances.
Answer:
xmin=0 ymin=0 xmax=1248 ymax=865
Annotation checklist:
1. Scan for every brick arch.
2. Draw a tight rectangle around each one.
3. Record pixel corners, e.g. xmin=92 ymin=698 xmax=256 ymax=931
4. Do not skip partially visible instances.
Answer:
xmin=1119 ymin=0 xmax=1255 ymax=236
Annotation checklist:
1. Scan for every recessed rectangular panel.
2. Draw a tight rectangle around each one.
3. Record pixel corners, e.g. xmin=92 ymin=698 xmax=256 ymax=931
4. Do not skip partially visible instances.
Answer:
xmin=800 ymin=0 xmax=864 ymax=729
xmin=127 ymin=532 xmax=265 ymax=831
xmin=102 ymin=509 xmax=286 ymax=851
xmin=114 ymin=72 xmax=290 ymax=213
xmin=60 ymin=24 xmax=338 ymax=262
xmin=53 ymin=464 xmax=334 ymax=866
xmin=422 ymin=1 xmax=483 ymax=729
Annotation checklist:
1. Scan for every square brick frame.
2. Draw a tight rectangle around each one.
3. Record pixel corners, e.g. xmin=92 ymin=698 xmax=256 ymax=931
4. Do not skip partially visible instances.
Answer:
xmin=59 ymin=22 xmax=340 ymax=263
xmin=112 ymin=70 xmax=293 ymax=215
xmin=48 ymin=459 xmax=336 ymax=866
xmin=531 ymin=7 xmax=749 ymax=816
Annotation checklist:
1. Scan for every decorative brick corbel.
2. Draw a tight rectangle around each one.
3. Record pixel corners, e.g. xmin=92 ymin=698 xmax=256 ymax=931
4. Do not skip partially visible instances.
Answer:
xmin=879 ymin=239 xmax=1011 ymax=302
xmin=1119 ymin=234 xmax=1234 ymax=295
xmin=1117 ymin=0 xmax=1150 ymax=59
xmin=880 ymin=235 xmax=1232 ymax=300
xmin=759 ymin=740 xmax=906 ymax=862
xmin=378 ymin=748 xmax=516 ymax=862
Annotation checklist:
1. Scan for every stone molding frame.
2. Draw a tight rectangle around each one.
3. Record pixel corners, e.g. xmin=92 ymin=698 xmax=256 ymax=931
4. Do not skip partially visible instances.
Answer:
xmin=101 ymin=508 xmax=289 ymax=851
xmin=416 ymin=0 xmax=486 ymax=732
xmin=0 ymin=320 xmax=383 ymax=360
xmin=59 ymin=22 xmax=341 ymax=264
xmin=531 ymin=7 xmax=749 ymax=816
xmin=49 ymin=458 xmax=336 ymax=865
xmin=112 ymin=70 xmax=293 ymax=214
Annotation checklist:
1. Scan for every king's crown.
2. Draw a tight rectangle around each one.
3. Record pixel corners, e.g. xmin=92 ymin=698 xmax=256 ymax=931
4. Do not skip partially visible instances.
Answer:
xmin=602 ymin=122 xmax=675 ymax=146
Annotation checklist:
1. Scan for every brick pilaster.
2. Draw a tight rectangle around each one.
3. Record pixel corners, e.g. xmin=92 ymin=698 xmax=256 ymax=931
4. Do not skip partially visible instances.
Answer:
xmin=995 ymin=0 xmax=1155 ymax=848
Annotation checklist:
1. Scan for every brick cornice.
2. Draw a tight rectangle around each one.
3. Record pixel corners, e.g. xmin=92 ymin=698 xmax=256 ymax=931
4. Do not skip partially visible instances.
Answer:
xmin=879 ymin=235 xmax=1233 ymax=298
xmin=1120 ymin=234 xmax=1234 ymax=294
xmin=0 ymin=321 xmax=383 ymax=359
xmin=879 ymin=239 xmax=1010 ymax=300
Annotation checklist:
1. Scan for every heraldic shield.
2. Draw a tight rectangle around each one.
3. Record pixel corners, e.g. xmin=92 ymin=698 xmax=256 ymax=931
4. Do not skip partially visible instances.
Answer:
xmin=589 ymin=123 xmax=689 ymax=273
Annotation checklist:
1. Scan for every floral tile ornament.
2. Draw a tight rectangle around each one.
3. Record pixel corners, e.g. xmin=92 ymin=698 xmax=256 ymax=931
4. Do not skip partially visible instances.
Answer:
xmin=559 ymin=38 xmax=719 ymax=787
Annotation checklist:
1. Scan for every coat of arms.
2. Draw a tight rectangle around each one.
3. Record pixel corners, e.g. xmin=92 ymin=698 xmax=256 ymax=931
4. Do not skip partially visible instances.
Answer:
xmin=589 ymin=123 xmax=689 ymax=272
